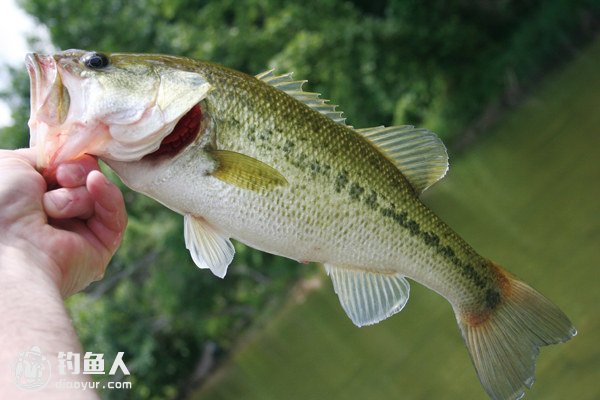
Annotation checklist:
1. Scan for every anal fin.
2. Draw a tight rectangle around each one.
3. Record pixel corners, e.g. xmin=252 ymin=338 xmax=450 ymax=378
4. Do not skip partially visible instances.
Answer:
xmin=184 ymin=214 xmax=234 ymax=278
xmin=325 ymin=264 xmax=410 ymax=327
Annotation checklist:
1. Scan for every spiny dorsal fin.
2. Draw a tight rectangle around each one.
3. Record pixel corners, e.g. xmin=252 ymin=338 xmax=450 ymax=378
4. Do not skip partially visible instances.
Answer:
xmin=356 ymin=125 xmax=449 ymax=193
xmin=256 ymin=69 xmax=347 ymax=125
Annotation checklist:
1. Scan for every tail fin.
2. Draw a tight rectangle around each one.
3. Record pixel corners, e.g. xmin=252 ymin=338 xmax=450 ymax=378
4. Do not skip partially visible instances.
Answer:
xmin=456 ymin=268 xmax=576 ymax=400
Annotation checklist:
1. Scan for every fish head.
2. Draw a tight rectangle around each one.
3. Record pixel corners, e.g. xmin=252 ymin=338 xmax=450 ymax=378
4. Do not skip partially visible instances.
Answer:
xmin=26 ymin=49 xmax=212 ymax=173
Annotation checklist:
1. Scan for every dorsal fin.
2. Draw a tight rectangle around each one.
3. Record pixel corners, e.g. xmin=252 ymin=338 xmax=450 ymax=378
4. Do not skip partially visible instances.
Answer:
xmin=356 ymin=125 xmax=449 ymax=193
xmin=256 ymin=69 xmax=347 ymax=125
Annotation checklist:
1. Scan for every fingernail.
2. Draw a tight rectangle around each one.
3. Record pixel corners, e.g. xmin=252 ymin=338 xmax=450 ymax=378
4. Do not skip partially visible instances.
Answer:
xmin=57 ymin=163 xmax=86 ymax=185
xmin=72 ymin=164 xmax=86 ymax=183
xmin=50 ymin=192 xmax=71 ymax=210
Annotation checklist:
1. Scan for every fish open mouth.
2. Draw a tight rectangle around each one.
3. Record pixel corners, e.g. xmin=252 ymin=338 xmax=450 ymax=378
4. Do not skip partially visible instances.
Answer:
xmin=26 ymin=53 xmax=73 ymax=173
xmin=26 ymin=53 xmax=71 ymax=129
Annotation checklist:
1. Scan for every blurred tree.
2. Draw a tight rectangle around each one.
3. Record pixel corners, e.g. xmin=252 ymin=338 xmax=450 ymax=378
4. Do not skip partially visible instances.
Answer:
xmin=0 ymin=67 xmax=30 ymax=149
xmin=1 ymin=0 xmax=597 ymax=398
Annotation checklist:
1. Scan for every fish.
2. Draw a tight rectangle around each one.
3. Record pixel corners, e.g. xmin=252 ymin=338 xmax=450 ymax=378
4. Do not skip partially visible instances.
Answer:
xmin=26 ymin=50 xmax=576 ymax=400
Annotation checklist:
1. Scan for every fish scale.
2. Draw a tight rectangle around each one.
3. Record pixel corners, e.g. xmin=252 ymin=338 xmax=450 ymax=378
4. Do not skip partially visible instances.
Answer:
xmin=26 ymin=50 xmax=575 ymax=400
xmin=200 ymin=64 xmax=487 ymax=302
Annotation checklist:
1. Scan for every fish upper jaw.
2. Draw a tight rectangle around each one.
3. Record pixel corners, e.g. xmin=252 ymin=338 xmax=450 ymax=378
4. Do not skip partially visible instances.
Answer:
xmin=26 ymin=54 xmax=63 ymax=122
xmin=27 ymin=53 xmax=69 ymax=167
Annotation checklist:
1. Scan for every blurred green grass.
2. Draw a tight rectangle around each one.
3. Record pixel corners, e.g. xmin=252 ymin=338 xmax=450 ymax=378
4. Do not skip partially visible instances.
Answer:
xmin=193 ymin=38 xmax=600 ymax=400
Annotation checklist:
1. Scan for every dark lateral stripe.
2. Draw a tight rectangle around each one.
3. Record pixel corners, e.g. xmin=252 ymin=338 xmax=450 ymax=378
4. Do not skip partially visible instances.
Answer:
xmin=258 ymin=139 xmax=487 ymax=290
xmin=378 ymin=206 xmax=486 ymax=289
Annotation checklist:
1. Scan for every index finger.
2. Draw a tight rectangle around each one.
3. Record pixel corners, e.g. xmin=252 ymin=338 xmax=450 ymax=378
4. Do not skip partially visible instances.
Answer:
xmin=56 ymin=155 xmax=100 ymax=188
xmin=86 ymin=170 xmax=127 ymax=249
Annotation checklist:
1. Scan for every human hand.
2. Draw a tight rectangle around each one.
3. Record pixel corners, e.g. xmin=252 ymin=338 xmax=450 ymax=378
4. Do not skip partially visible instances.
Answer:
xmin=0 ymin=147 xmax=127 ymax=297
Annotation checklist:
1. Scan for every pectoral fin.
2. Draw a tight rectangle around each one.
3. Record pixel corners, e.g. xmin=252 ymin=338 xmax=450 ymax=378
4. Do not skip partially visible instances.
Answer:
xmin=211 ymin=150 xmax=288 ymax=191
xmin=184 ymin=214 xmax=234 ymax=278
xmin=325 ymin=264 xmax=410 ymax=327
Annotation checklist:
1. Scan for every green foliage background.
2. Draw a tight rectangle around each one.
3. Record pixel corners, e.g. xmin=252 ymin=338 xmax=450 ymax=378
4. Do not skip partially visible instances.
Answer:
xmin=0 ymin=0 xmax=598 ymax=398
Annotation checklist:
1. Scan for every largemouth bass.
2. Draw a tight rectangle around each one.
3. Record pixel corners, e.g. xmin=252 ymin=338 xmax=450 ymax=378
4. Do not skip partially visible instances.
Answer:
xmin=26 ymin=50 xmax=575 ymax=400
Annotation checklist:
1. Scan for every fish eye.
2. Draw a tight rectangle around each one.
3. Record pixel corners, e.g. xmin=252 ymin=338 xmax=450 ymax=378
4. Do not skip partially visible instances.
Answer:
xmin=83 ymin=52 xmax=109 ymax=69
